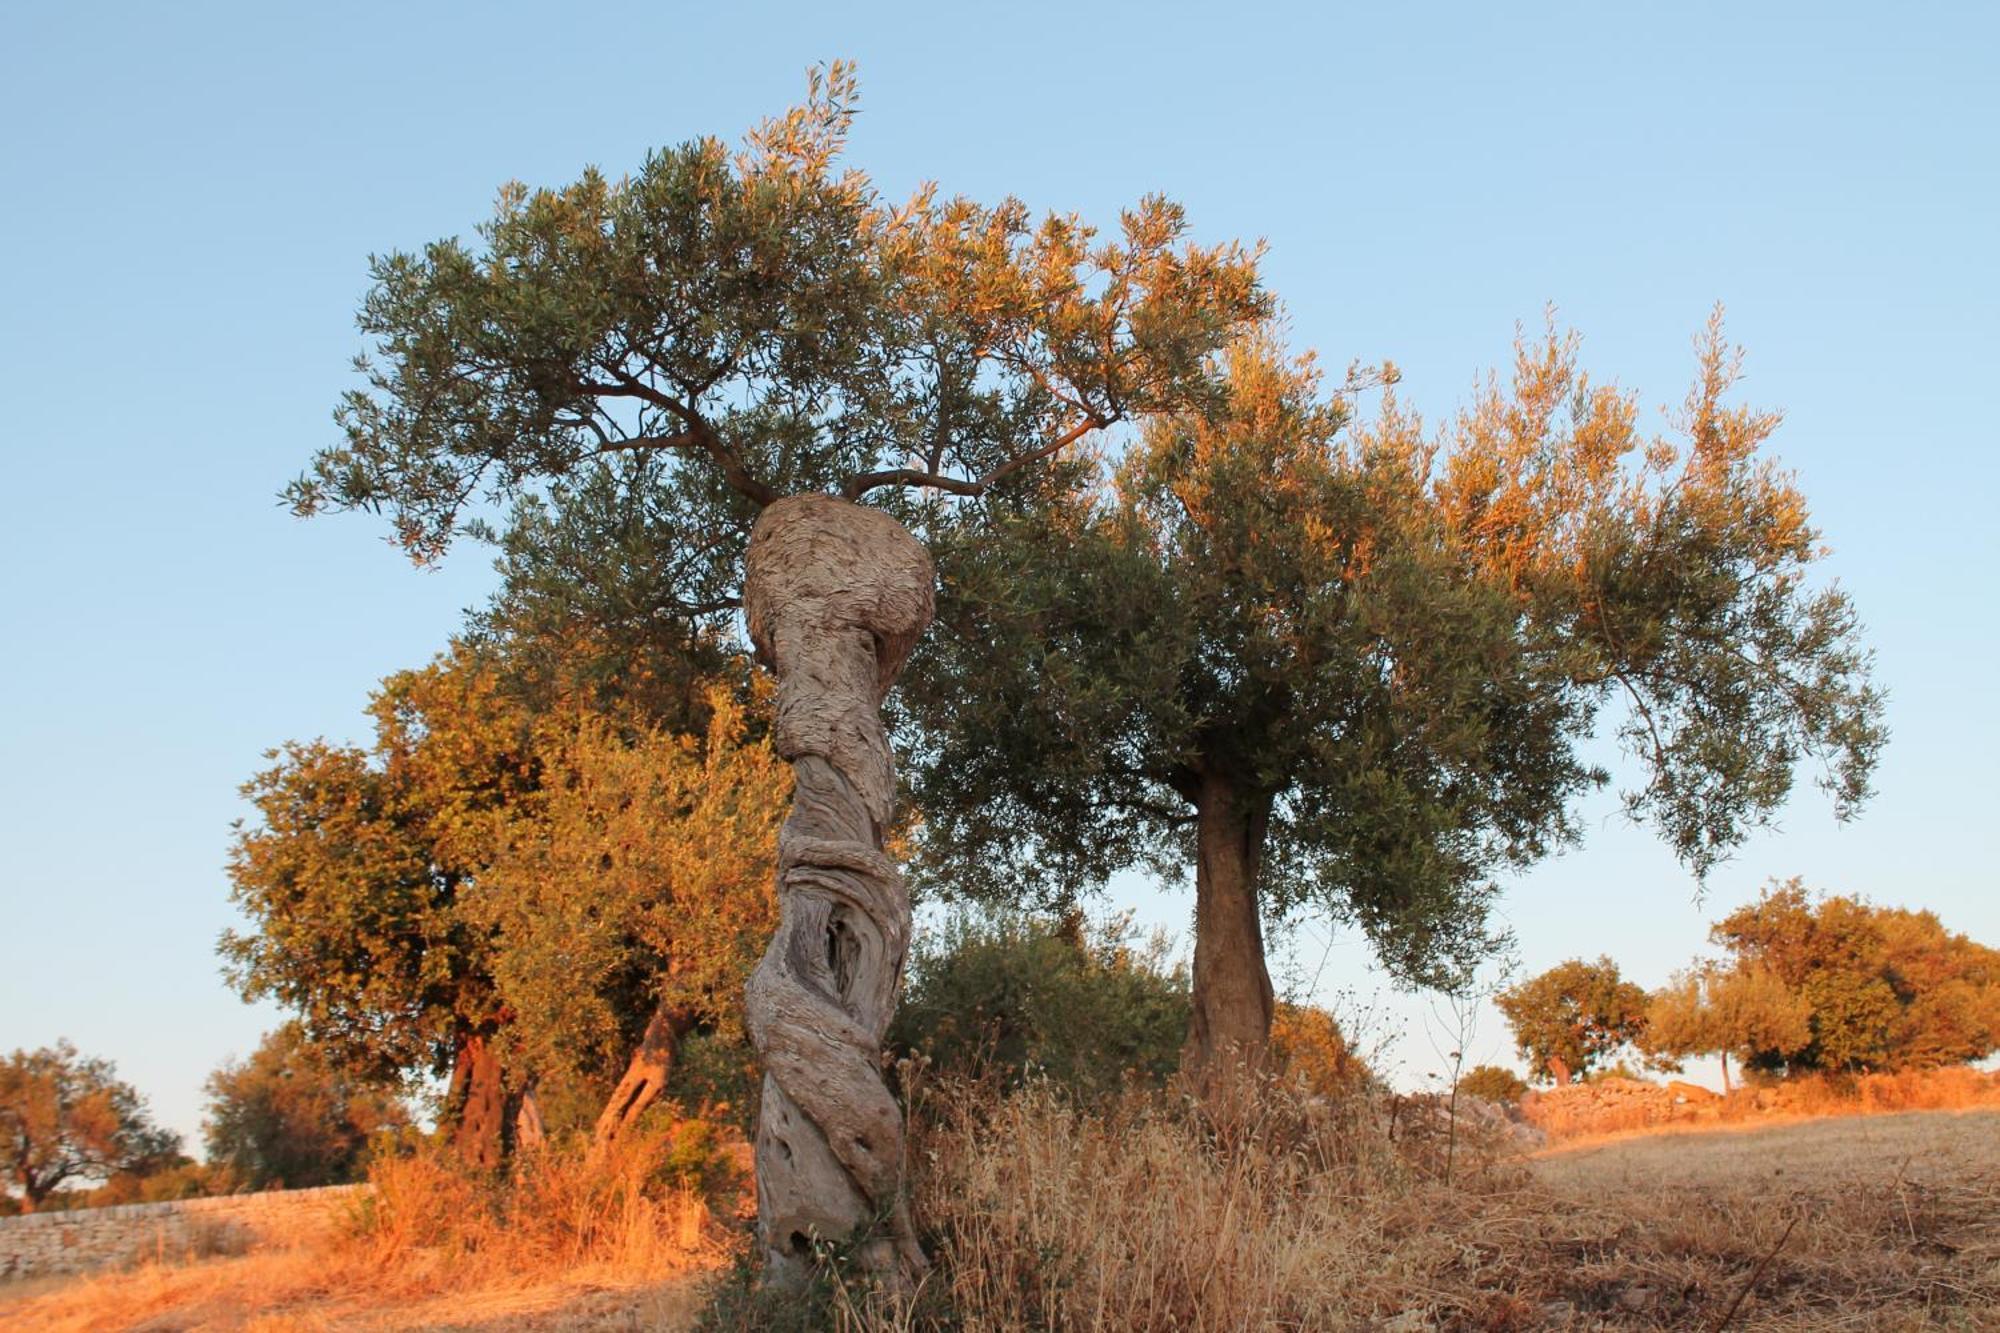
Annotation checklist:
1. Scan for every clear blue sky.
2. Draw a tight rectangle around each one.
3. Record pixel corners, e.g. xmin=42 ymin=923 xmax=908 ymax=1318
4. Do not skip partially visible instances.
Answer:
xmin=2 ymin=2 xmax=1994 ymax=1146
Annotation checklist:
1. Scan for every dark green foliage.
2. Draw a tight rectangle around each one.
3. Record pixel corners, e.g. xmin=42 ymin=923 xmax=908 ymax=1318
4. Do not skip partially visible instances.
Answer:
xmin=890 ymin=912 xmax=1190 ymax=1099
xmin=665 ymin=1031 xmax=763 ymax=1137
xmin=901 ymin=319 xmax=1885 ymax=994
xmin=292 ymin=62 xmax=1266 ymax=585
xmin=203 ymin=1022 xmax=411 ymax=1190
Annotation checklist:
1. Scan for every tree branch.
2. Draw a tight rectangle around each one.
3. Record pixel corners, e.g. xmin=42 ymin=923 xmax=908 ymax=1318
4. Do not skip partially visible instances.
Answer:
xmin=841 ymin=413 xmax=1110 ymax=501
xmin=589 ymin=370 xmax=782 ymax=508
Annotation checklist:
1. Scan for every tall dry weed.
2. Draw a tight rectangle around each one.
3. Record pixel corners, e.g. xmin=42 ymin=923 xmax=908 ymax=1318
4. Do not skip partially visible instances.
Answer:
xmin=359 ymin=1122 xmax=728 ymax=1280
xmin=811 ymin=1073 xmax=2000 ymax=1331
xmin=828 ymin=1069 xmax=1526 ymax=1330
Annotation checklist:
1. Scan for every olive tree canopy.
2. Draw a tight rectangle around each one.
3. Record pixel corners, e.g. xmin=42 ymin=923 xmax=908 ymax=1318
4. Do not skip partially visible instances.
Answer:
xmin=899 ymin=317 xmax=1886 ymax=1074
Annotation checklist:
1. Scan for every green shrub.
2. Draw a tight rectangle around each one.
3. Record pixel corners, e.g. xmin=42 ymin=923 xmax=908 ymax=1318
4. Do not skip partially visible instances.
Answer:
xmin=890 ymin=909 xmax=1189 ymax=1100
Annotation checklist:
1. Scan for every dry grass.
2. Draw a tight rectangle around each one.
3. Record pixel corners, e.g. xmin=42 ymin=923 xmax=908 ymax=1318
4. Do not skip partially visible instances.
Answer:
xmin=10 ymin=1088 xmax=1997 ymax=1330
xmin=0 ymin=1129 xmax=739 ymax=1332
xmin=829 ymin=1077 xmax=2000 ymax=1331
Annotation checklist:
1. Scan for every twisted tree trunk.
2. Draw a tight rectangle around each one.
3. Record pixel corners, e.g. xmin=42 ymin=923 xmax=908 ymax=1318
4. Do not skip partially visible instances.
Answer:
xmin=1184 ymin=767 xmax=1276 ymax=1087
xmin=741 ymin=494 xmax=933 ymax=1290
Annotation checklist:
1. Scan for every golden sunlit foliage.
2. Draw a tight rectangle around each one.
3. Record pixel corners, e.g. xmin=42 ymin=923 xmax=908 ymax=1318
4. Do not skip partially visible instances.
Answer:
xmin=223 ymin=645 xmax=789 ymax=1161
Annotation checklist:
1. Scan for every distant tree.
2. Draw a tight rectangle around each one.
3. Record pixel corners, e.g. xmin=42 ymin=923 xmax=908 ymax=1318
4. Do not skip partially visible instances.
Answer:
xmin=1644 ymin=962 xmax=1812 ymax=1091
xmin=1707 ymin=880 xmax=2000 ymax=1074
xmin=1457 ymin=1064 xmax=1529 ymax=1104
xmin=79 ymin=1156 xmax=221 ymax=1208
xmin=203 ymin=1023 xmax=410 ymax=1190
xmin=1876 ymin=906 xmax=2000 ymax=1069
xmin=1495 ymin=957 xmax=1652 ymax=1086
xmin=890 ymin=911 xmax=1191 ymax=1100
xmin=1269 ymin=1002 xmax=1370 ymax=1096
xmin=0 ymin=1042 xmax=181 ymax=1213
xmin=902 ymin=316 xmax=1885 ymax=1081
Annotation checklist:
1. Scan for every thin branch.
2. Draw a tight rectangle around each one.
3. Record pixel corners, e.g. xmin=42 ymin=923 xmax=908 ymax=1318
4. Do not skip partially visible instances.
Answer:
xmin=841 ymin=412 xmax=1110 ymax=501
xmin=1709 ymin=1210 xmax=1801 ymax=1332
xmin=592 ymin=369 xmax=780 ymax=507
xmin=583 ymin=430 xmax=708 ymax=458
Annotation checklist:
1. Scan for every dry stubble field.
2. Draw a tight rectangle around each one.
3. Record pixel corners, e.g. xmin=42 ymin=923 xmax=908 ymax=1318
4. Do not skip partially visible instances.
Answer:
xmin=3 ymin=1106 xmax=1996 ymax=1331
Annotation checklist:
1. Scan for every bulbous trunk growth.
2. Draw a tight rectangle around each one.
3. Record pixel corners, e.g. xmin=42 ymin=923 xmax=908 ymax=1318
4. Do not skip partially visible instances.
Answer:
xmin=741 ymin=495 xmax=933 ymax=1289
xmin=1185 ymin=769 xmax=1277 ymax=1086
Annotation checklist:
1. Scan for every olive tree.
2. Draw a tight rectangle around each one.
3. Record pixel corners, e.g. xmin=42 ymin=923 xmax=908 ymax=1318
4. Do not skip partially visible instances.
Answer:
xmin=1 ymin=1042 xmax=180 ymax=1213
xmin=289 ymin=65 xmax=1267 ymax=1285
xmin=900 ymin=319 xmax=1885 ymax=1076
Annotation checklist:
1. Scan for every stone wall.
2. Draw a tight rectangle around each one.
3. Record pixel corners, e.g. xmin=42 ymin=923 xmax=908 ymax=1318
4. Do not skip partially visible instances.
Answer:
xmin=0 ymin=1184 xmax=365 ymax=1281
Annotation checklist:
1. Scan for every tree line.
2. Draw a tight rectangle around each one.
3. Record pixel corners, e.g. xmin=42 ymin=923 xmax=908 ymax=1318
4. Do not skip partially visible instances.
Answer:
xmin=1491 ymin=880 xmax=2000 ymax=1091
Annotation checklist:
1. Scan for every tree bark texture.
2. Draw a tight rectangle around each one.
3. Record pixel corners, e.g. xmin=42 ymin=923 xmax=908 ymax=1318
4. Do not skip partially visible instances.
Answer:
xmin=451 ymin=1033 xmax=507 ymax=1169
xmin=1185 ymin=768 xmax=1277 ymax=1085
xmin=592 ymin=999 xmax=695 ymax=1152
xmin=740 ymin=495 xmax=933 ymax=1289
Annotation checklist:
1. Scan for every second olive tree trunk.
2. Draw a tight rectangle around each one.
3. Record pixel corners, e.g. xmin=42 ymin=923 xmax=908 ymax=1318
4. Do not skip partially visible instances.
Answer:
xmin=1185 ymin=768 xmax=1277 ymax=1085
xmin=740 ymin=495 xmax=933 ymax=1290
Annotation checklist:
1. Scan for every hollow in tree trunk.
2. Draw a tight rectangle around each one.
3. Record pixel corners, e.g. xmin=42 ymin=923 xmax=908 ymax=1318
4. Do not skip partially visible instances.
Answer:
xmin=592 ymin=998 xmax=696 ymax=1153
xmin=740 ymin=494 xmax=933 ymax=1290
xmin=1184 ymin=767 xmax=1276 ymax=1088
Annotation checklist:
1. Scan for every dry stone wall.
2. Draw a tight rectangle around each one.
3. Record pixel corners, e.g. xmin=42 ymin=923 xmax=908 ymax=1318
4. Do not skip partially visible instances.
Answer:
xmin=0 ymin=1183 xmax=364 ymax=1281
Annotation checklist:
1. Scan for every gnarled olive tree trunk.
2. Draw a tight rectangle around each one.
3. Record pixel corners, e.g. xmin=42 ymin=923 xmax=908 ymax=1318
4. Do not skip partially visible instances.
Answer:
xmin=448 ymin=1032 xmax=508 ymax=1169
xmin=591 ymin=998 xmax=696 ymax=1154
xmin=741 ymin=494 xmax=933 ymax=1289
xmin=1185 ymin=768 xmax=1276 ymax=1086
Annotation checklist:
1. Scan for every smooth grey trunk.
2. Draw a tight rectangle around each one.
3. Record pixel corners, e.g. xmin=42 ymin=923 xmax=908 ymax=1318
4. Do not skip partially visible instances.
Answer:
xmin=514 ymin=1081 xmax=547 ymax=1154
xmin=1185 ymin=767 xmax=1276 ymax=1086
xmin=740 ymin=494 xmax=933 ymax=1290
xmin=592 ymin=999 xmax=695 ymax=1152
